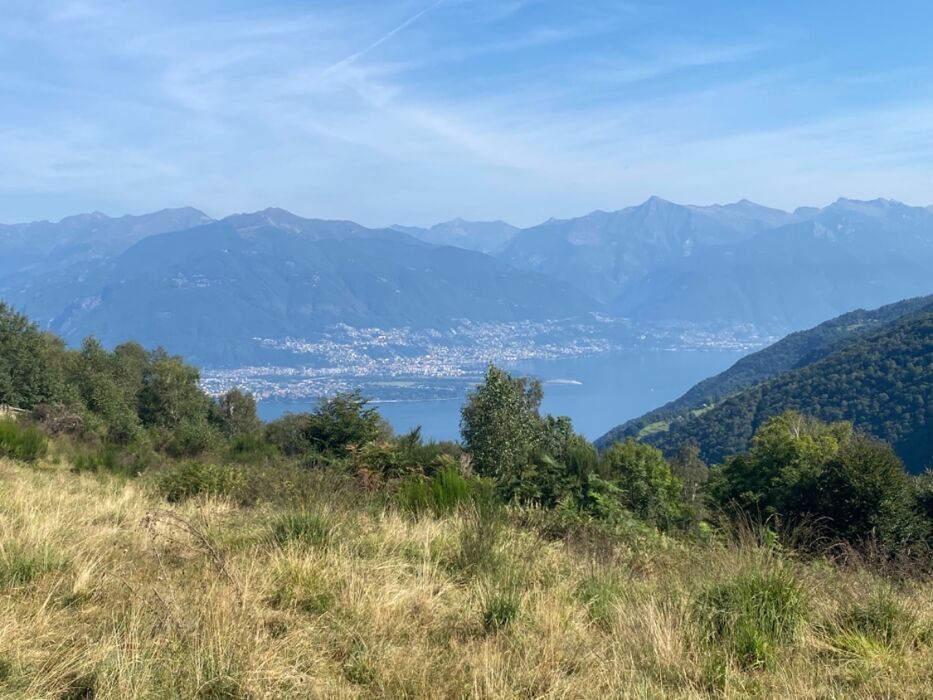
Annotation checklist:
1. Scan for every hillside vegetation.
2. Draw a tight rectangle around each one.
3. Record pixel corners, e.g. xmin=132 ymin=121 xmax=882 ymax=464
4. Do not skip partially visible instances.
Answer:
xmin=598 ymin=296 xmax=933 ymax=452
xmin=624 ymin=306 xmax=933 ymax=472
xmin=2 ymin=455 xmax=932 ymax=699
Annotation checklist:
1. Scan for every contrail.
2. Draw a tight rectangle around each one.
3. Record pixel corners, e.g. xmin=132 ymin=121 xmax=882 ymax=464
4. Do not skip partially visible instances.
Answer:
xmin=323 ymin=0 xmax=444 ymax=76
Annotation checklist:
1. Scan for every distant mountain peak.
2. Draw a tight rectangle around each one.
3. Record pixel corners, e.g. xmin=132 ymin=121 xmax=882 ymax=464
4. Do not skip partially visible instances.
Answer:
xmin=224 ymin=207 xmax=311 ymax=233
xmin=58 ymin=210 xmax=109 ymax=225
xmin=641 ymin=195 xmax=675 ymax=208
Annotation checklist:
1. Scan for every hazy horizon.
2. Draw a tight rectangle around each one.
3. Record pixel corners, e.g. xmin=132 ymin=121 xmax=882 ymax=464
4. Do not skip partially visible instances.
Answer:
xmin=4 ymin=195 xmax=933 ymax=231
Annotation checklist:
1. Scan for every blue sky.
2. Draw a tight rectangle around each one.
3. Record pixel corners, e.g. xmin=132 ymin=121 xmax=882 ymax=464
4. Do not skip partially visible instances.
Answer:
xmin=2 ymin=0 xmax=933 ymax=226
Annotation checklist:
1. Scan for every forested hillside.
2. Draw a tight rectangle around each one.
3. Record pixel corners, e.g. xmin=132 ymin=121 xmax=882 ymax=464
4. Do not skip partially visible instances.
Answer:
xmin=628 ymin=305 xmax=933 ymax=472
xmin=598 ymin=295 xmax=933 ymax=449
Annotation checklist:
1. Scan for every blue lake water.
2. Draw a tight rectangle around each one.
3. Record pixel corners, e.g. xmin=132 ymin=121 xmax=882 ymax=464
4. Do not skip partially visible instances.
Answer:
xmin=256 ymin=348 xmax=747 ymax=442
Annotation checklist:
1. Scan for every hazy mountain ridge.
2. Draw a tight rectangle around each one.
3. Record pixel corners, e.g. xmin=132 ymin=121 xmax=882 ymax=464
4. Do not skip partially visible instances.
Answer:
xmin=2 ymin=196 xmax=931 ymax=367
xmin=5 ymin=213 xmax=598 ymax=366
xmin=0 ymin=207 xmax=213 ymax=278
xmin=615 ymin=198 xmax=933 ymax=329
xmin=497 ymin=196 xmax=802 ymax=303
xmin=391 ymin=218 xmax=519 ymax=253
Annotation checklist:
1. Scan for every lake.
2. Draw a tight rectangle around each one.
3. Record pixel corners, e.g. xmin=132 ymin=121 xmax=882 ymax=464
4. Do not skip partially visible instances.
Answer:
xmin=256 ymin=347 xmax=746 ymax=442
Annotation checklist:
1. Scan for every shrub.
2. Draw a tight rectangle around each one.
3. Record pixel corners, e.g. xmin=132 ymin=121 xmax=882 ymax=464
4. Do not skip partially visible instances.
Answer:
xmin=228 ymin=431 xmax=279 ymax=464
xmin=265 ymin=413 xmax=313 ymax=456
xmin=0 ymin=418 xmax=48 ymax=462
xmin=695 ymin=566 xmax=807 ymax=668
xmin=596 ymin=439 xmax=688 ymax=530
xmin=303 ymin=391 xmax=392 ymax=457
xmin=163 ymin=418 xmax=221 ymax=458
xmin=157 ymin=462 xmax=245 ymax=503
xmin=71 ymin=439 xmax=157 ymax=477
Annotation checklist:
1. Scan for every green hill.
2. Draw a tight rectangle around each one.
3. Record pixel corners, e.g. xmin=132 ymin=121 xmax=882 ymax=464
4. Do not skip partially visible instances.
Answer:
xmin=597 ymin=296 xmax=933 ymax=450
xmin=610 ymin=304 xmax=933 ymax=472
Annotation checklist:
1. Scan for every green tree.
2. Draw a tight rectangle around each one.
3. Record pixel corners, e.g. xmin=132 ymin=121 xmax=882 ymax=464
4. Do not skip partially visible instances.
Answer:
xmin=265 ymin=413 xmax=314 ymax=456
xmin=706 ymin=412 xmax=850 ymax=516
xmin=669 ymin=443 xmax=708 ymax=508
xmin=0 ymin=303 xmax=66 ymax=408
xmin=139 ymin=354 xmax=210 ymax=429
xmin=814 ymin=436 xmax=928 ymax=550
xmin=303 ymin=391 xmax=391 ymax=457
xmin=460 ymin=365 xmax=543 ymax=499
xmin=707 ymin=412 xmax=929 ymax=553
xmin=69 ymin=337 xmax=140 ymax=443
xmin=597 ymin=439 xmax=687 ymax=530
xmin=210 ymin=388 xmax=261 ymax=438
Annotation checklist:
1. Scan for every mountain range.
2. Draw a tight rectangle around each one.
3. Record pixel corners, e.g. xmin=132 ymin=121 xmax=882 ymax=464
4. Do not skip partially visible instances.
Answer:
xmin=499 ymin=197 xmax=801 ymax=303
xmin=1 ymin=196 xmax=931 ymax=366
xmin=597 ymin=296 xmax=933 ymax=473
xmin=0 ymin=209 xmax=592 ymax=366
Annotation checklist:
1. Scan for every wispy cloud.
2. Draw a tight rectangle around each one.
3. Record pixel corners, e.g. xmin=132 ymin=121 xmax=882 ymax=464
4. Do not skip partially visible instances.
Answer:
xmin=1 ymin=0 xmax=933 ymax=225
xmin=323 ymin=0 xmax=446 ymax=77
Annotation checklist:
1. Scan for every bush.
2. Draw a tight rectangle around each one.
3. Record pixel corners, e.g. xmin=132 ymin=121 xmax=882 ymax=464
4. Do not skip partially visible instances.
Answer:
xmin=707 ymin=414 xmax=929 ymax=557
xmin=596 ymin=439 xmax=688 ymax=530
xmin=0 ymin=418 xmax=48 ymax=462
xmin=695 ymin=566 xmax=807 ymax=668
xmin=157 ymin=462 xmax=245 ymax=503
xmin=72 ymin=439 xmax=157 ymax=477
xmin=227 ymin=431 xmax=279 ymax=465
xmin=814 ymin=436 xmax=929 ymax=552
xmin=162 ymin=418 xmax=221 ymax=458
xmin=450 ymin=492 xmax=503 ymax=577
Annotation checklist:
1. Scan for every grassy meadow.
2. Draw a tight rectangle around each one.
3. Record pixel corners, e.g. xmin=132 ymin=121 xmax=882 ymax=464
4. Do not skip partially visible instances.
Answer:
xmin=1 ymin=454 xmax=931 ymax=700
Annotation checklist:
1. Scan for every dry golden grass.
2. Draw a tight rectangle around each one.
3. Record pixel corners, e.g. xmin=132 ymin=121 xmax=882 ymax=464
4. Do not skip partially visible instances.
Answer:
xmin=0 ymin=457 xmax=931 ymax=699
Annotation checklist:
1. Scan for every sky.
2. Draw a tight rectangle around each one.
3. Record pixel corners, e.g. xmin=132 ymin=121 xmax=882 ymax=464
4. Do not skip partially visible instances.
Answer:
xmin=2 ymin=0 xmax=933 ymax=227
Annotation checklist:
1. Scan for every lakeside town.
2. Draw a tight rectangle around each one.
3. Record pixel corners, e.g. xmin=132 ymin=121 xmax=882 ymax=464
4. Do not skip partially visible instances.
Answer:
xmin=200 ymin=318 xmax=777 ymax=401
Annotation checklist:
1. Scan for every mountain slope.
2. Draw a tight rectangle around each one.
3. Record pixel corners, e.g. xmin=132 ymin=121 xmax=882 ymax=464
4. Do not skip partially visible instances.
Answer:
xmin=597 ymin=295 xmax=933 ymax=449
xmin=9 ymin=211 xmax=599 ymax=365
xmin=499 ymin=197 xmax=796 ymax=303
xmin=391 ymin=219 xmax=519 ymax=253
xmin=617 ymin=199 xmax=933 ymax=330
xmin=610 ymin=304 xmax=933 ymax=472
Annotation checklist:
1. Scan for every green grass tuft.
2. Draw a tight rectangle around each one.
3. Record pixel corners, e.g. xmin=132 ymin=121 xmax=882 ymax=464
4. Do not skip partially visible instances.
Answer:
xmin=271 ymin=512 xmax=334 ymax=549
xmin=695 ymin=566 xmax=807 ymax=668
xmin=0 ymin=418 xmax=48 ymax=462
